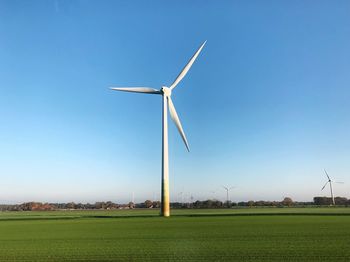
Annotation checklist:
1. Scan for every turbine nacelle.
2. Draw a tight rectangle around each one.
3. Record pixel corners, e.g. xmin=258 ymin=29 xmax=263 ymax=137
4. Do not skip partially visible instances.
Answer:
xmin=161 ymin=86 xmax=172 ymax=97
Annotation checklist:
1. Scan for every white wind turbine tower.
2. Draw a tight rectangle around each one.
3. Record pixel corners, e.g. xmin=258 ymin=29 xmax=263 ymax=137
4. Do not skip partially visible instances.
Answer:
xmin=210 ymin=190 xmax=216 ymax=200
xmin=178 ymin=191 xmax=184 ymax=205
xmin=321 ymin=169 xmax=344 ymax=206
xmin=110 ymin=41 xmax=206 ymax=217
xmin=222 ymin=185 xmax=235 ymax=207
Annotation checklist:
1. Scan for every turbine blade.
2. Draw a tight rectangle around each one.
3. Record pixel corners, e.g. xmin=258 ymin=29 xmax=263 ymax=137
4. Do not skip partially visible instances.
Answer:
xmin=110 ymin=87 xmax=161 ymax=94
xmin=167 ymin=97 xmax=190 ymax=152
xmin=169 ymin=41 xmax=206 ymax=90
xmin=324 ymin=169 xmax=331 ymax=181
xmin=335 ymin=181 xmax=344 ymax=184
xmin=321 ymin=181 xmax=329 ymax=191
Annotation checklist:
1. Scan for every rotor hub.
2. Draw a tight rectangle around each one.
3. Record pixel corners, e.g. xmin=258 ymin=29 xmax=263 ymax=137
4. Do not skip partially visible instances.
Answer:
xmin=161 ymin=86 xmax=172 ymax=97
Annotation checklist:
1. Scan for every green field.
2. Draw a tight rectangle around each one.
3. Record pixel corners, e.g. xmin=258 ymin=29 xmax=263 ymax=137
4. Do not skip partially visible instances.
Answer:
xmin=1 ymin=208 xmax=350 ymax=261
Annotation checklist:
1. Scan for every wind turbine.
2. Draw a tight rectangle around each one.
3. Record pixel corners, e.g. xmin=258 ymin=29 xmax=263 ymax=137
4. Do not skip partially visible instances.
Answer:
xmin=222 ymin=185 xmax=235 ymax=207
xmin=132 ymin=191 xmax=135 ymax=204
xmin=321 ymin=169 xmax=344 ymax=206
xmin=110 ymin=41 xmax=206 ymax=217
xmin=178 ymin=191 xmax=184 ymax=205
xmin=210 ymin=190 xmax=216 ymax=200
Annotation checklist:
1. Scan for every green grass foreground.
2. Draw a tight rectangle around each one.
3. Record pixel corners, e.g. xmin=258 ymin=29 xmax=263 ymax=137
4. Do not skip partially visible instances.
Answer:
xmin=0 ymin=208 xmax=350 ymax=261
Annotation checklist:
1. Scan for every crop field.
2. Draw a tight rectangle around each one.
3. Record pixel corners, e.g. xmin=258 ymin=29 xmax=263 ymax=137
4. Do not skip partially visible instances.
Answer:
xmin=0 ymin=208 xmax=350 ymax=261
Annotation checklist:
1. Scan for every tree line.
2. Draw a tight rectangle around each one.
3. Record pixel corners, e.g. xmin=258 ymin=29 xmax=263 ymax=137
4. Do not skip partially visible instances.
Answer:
xmin=0 ymin=197 xmax=349 ymax=211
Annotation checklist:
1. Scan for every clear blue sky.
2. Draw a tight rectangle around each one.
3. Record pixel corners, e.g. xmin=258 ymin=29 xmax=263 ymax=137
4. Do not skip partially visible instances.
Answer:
xmin=0 ymin=0 xmax=349 ymax=204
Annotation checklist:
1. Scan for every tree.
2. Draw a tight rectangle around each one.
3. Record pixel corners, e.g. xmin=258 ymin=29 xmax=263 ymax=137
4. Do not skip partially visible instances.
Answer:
xmin=314 ymin=197 xmax=332 ymax=205
xmin=281 ymin=197 xmax=293 ymax=207
xmin=144 ymin=200 xmax=153 ymax=208
xmin=152 ymin=201 xmax=160 ymax=208
xmin=334 ymin=197 xmax=348 ymax=205
xmin=248 ymin=200 xmax=255 ymax=207
xmin=66 ymin=202 xmax=76 ymax=209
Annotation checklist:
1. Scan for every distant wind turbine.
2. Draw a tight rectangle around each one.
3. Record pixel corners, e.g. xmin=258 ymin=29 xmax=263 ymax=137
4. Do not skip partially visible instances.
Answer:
xmin=110 ymin=41 xmax=206 ymax=217
xmin=321 ymin=169 xmax=344 ymax=206
xmin=178 ymin=191 xmax=184 ymax=205
xmin=210 ymin=190 xmax=216 ymax=200
xmin=222 ymin=185 xmax=235 ymax=206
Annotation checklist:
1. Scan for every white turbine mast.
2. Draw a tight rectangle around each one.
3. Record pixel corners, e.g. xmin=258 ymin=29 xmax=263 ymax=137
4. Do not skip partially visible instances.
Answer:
xmin=178 ymin=191 xmax=184 ymax=205
xmin=222 ymin=185 xmax=235 ymax=206
xmin=321 ymin=169 xmax=344 ymax=206
xmin=210 ymin=190 xmax=216 ymax=200
xmin=110 ymin=41 xmax=206 ymax=217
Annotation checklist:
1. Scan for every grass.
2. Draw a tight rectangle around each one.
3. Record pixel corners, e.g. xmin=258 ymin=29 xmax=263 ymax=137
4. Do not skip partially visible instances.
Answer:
xmin=0 ymin=208 xmax=350 ymax=261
